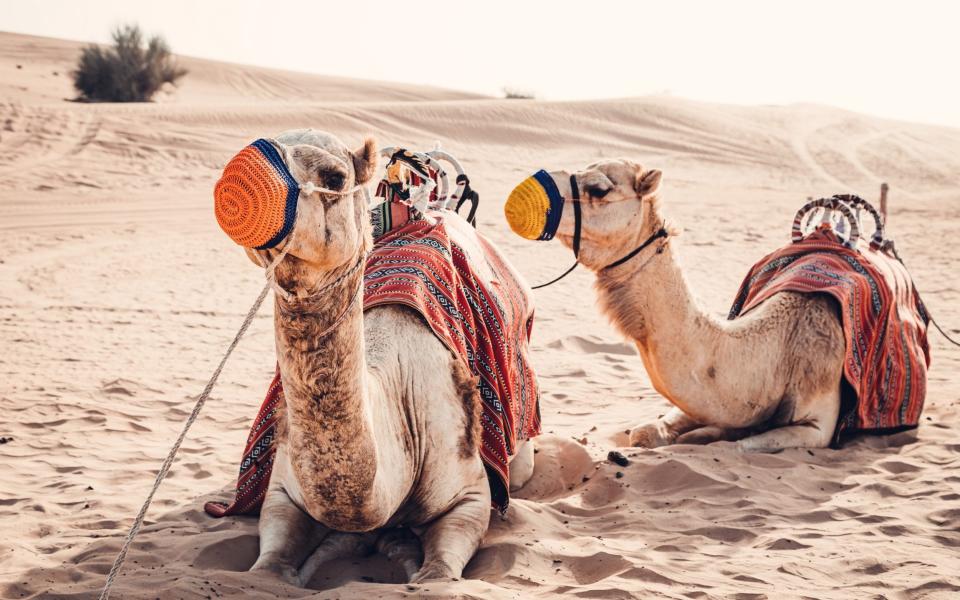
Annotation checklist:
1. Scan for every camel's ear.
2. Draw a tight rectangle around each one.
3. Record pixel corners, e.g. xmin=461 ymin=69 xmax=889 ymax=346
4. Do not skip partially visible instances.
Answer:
xmin=635 ymin=169 xmax=662 ymax=197
xmin=352 ymin=137 xmax=377 ymax=184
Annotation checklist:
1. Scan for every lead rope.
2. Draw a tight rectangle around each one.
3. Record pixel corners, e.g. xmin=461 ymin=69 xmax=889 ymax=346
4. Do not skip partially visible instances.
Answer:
xmin=928 ymin=312 xmax=960 ymax=348
xmin=98 ymin=232 xmax=301 ymax=599
xmin=98 ymin=235 xmax=370 ymax=598
xmin=100 ymin=161 xmax=370 ymax=596
xmin=532 ymin=175 xmax=582 ymax=289
xmin=889 ymin=244 xmax=960 ymax=349
xmin=98 ymin=279 xmax=272 ymax=600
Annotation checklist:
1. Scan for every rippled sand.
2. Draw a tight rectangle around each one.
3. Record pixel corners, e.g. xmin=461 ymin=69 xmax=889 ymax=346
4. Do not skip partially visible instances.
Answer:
xmin=2 ymin=31 xmax=959 ymax=600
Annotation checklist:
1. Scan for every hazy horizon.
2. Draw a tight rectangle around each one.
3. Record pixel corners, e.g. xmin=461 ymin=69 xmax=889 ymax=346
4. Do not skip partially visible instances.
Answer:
xmin=4 ymin=0 xmax=960 ymax=128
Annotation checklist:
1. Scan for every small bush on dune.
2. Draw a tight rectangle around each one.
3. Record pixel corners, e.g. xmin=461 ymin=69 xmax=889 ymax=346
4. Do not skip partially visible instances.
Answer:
xmin=503 ymin=87 xmax=536 ymax=100
xmin=72 ymin=25 xmax=187 ymax=102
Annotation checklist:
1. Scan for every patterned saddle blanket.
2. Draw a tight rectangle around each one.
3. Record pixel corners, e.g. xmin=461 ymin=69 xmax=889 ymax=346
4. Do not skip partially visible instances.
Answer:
xmin=728 ymin=226 xmax=931 ymax=445
xmin=205 ymin=210 xmax=540 ymax=516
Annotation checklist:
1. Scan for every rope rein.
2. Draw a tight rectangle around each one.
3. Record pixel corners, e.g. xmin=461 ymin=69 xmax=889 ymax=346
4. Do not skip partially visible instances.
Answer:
xmin=99 ymin=241 xmax=368 ymax=599
xmin=889 ymin=245 xmax=960 ymax=349
xmin=98 ymin=280 xmax=272 ymax=600
xmin=99 ymin=164 xmax=371 ymax=599
xmin=928 ymin=315 xmax=960 ymax=348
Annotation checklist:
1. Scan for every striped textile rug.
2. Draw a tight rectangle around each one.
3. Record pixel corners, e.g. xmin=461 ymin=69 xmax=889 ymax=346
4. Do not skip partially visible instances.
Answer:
xmin=205 ymin=210 xmax=540 ymax=517
xmin=728 ymin=225 xmax=931 ymax=445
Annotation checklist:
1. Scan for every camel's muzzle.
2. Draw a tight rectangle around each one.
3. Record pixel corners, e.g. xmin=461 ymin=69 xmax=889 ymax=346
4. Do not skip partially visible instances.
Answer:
xmin=504 ymin=170 xmax=567 ymax=241
xmin=505 ymin=171 xmax=584 ymax=289
xmin=214 ymin=139 xmax=300 ymax=249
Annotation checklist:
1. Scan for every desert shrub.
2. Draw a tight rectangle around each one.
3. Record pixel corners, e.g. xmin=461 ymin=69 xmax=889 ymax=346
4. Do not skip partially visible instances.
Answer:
xmin=72 ymin=25 xmax=187 ymax=102
xmin=503 ymin=87 xmax=536 ymax=100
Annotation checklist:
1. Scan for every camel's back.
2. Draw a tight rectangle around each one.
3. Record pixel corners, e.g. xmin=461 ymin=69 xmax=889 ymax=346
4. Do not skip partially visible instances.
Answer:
xmin=363 ymin=210 xmax=541 ymax=511
xmin=729 ymin=231 xmax=930 ymax=443
xmin=442 ymin=211 xmax=535 ymax=310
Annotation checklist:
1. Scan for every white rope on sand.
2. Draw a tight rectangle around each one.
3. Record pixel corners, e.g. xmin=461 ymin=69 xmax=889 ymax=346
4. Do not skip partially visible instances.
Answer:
xmin=97 ymin=234 xmax=367 ymax=598
xmin=98 ymin=280 xmax=271 ymax=600
xmin=99 ymin=180 xmax=365 ymax=598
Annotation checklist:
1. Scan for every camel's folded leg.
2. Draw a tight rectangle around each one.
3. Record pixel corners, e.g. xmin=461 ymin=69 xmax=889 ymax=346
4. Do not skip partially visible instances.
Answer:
xmin=735 ymin=422 xmax=834 ymax=452
xmin=251 ymin=483 xmax=327 ymax=585
xmin=736 ymin=389 xmax=839 ymax=452
xmin=376 ymin=528 xmax=423 ymax=580
xmin=508 ymin=439 xmax=535 ymax=491
xmin=296 ymin=531 xmax=377 ymax=587
xmin=410 ymin=475 xmax=491 ymax=582
xmin=676 ymin=426 xmax=747 ymax=445
xmin=630 ymin=406 xmax=702 ymax=448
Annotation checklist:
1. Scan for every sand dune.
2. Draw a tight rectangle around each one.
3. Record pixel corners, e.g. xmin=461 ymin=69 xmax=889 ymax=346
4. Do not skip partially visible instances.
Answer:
xmin=1 ymin=31 xmax=959 ymax=599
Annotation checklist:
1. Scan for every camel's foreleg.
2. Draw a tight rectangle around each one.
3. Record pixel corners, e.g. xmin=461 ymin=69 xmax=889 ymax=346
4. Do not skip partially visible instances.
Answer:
xmin=629 ymin=406 xmax=702 ymax=448
xmin=410 ymin=476 xmax=491 ymax=582
xmin=735 ymin=422 xmax=833 ymax=451
xmin=251 ymin=483 xmax=327 ymax=585
xmin=675 ymin=426 xmax=745 ymax=445
xmin=735 ymin=389 xmax=839 ymax=451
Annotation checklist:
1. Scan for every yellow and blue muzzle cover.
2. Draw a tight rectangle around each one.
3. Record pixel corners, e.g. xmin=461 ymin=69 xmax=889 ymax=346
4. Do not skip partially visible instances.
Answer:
xmin=504 ymin=169 xmax=570 ymax=242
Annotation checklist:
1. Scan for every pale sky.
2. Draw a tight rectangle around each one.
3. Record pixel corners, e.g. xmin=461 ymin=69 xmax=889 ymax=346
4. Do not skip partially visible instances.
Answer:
xmin=4 ymin=0 xmax=960 ymax=128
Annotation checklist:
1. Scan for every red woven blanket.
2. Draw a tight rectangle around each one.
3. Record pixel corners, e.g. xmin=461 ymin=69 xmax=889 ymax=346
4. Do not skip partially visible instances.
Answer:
xmin=205 ymin=212 xmax=540 ymax=517
xmin=728 ymin=226 xmax=930 ymax=444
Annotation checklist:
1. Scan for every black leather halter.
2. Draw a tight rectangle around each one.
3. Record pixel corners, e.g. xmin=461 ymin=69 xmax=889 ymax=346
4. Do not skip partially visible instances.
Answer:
xmin=602 ymin=226 xmax=669 ymax=271
xmin=532 ymin=174 xmax=582 ymax=289
xmin=531 ymin=174 xmax=669 ymax=289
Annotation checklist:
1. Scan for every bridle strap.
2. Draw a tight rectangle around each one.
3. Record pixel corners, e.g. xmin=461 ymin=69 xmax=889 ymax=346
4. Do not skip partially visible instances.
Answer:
xmin=570 ymin=174 xmax=581 ymax=257
xmin=530 ymin=261 xmax=578 ymax=290
xmin=532 ymin=174 xmax=581 ymax=290
xmin=602 ymin=226 xmax=669 ymax=271
xmin=530 ymin=174 xmax=669 ymax=289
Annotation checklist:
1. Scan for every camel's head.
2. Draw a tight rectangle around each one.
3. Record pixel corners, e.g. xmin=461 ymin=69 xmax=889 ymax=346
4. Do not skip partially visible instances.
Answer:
xmin=214 ymin=129 xmax=378 ymax=273
xmin=504 ymin=159 xmax=663 ymax=271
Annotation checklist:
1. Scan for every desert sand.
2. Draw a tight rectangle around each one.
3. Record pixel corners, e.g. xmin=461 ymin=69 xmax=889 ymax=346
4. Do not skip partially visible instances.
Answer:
xmin=1 ymin=32 xmax=959 ymax=599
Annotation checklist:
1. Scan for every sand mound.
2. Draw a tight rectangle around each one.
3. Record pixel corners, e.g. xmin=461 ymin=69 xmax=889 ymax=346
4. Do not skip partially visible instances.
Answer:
xmin=2 ymin=31 xmax=959 ymax=599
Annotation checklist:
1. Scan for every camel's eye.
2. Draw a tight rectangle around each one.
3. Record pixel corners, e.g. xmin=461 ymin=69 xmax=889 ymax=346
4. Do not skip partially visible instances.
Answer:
xmin=586 ymin=184 xmax=611 ymax=199
xmin=322 ymin=171 xmax=345 ymax=190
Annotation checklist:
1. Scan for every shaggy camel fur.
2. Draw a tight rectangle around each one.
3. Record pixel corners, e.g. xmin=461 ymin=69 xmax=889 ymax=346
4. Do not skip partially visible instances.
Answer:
xmin=531 ymin=160 xmax=845 ymax=451
xmin=246 ymin=130 xmax=535 ymax=586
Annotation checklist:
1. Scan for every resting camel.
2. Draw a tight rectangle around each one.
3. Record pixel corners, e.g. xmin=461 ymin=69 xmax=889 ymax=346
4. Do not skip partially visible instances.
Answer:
xmin=232 ymin=130 xmax=535 ymax=585
xmin=506 ymin=160 xmax=847 ymax=451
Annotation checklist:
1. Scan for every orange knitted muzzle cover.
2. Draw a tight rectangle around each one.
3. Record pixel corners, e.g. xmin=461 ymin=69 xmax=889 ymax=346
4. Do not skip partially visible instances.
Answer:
xmin=214 ymin=139 xmax=299 ymax=249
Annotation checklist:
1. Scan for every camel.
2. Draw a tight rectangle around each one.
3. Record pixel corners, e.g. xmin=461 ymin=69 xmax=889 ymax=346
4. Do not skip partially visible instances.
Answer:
xmin=506 ymin=160 xmax=847 ymax=452
xmin=237 ymin=130 xmax=535 ymax=586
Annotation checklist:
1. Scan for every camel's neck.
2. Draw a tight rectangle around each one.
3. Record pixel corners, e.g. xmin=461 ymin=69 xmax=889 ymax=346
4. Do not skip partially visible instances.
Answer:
xmin=594 ymin=206 xmax=732 ymax=425
xmin=272 ymin=255 xmax=390 ymax=528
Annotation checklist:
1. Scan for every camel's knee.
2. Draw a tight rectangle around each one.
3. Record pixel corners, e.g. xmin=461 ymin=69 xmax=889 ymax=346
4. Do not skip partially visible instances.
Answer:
xmin=509 ymin=439 xmax=535 ymax=491
xmin=254 ymin=477 xmax=326 ymax=585
xmin=413 ymin=483 xmax=490 ymax=582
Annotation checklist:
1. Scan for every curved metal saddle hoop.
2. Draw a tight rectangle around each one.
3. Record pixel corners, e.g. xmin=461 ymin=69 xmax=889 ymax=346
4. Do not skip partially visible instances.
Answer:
xmin=792 ymin=197 xmax=861 ymax=249
xmin=831 ymin=194 xmax=886 ymax=251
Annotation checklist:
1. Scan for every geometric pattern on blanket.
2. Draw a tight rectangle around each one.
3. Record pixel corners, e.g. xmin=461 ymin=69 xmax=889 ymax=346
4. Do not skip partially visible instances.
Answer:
xmin=205 ymin=210 xmax=540 ymax=517
xmin=728 ymin=225 xmax=931 ymax=445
